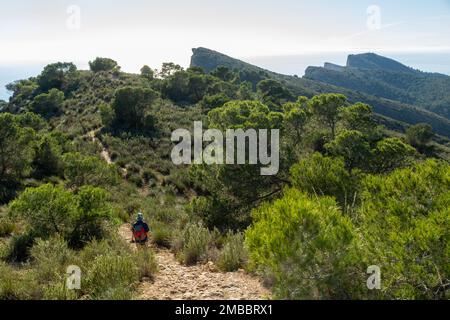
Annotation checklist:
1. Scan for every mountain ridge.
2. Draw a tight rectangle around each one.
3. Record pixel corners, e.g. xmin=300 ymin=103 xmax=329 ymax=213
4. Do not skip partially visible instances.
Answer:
xmin=305 ymin=53 xmax=450 ymax=120
xmin=190 ymin=48 xmax=450 ymax=138
xmin=346 ymin=53 xmax=417 ymax=74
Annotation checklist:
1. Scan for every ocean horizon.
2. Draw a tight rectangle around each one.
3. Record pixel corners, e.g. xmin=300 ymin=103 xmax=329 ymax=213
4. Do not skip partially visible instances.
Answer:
xmin=1 ymin=52 xmax=450 ymax=101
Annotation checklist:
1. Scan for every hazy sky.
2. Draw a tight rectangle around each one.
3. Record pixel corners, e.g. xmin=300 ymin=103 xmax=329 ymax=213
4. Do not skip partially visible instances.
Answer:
xmin=1 ymin=0 xmax=450 ymax=72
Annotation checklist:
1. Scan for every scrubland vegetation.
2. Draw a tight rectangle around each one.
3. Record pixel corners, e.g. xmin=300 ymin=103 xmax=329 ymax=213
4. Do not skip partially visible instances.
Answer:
xmin=0 ymin=52 xmax=448 ymax=300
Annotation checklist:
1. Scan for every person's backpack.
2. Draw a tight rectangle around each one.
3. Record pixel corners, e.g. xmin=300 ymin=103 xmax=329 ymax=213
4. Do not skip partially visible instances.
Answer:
xmin=132 ymin=223 xmax=148 ymax=242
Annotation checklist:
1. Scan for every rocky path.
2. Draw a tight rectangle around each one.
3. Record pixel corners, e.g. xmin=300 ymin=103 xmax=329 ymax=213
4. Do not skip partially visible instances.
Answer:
xmin=87 ymin=130 xmax=113 ymax=164
xmin=95 ymin=129 xmax=270 ymax=300
xmin=118 ymin=224 xmax=271 ymax=300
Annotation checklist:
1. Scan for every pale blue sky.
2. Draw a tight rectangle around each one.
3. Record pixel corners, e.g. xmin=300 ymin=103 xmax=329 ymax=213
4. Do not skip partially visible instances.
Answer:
xmin=1 ymin=0 xmax=450 ymax=71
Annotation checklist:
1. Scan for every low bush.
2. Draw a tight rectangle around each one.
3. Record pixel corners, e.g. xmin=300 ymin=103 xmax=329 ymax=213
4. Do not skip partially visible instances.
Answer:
xmin=84 ymin=253 xmax=139 ymax=299
xmin=30 ymin=237 xmax=75 ymax=284
xmin=290 ymin=153 xmax=360 ymax=209
xmin=62 ymin=152 xmax=120 ymax=189
xmin=135 ymin=246 xmax=158 ymax=279
xmin=142 ymin=168 xmax=159 ymax=183
xmin=0 ymin=262 xmax=21 ymax=300
xmin=151 ymin=221 xmax=173 ymax=248
xmin=78 ymin=234 xmax=132 ymax=264
xmin=217 ymin=232 xmax=247 ymax=272
xmin=0 ymin=218 xmax=16 ymax=237
xmin=176 ymin=222 xmax=212 ymax=265
xmin=42 ymin=281 xmax=78 ymax=300
xmin=1 ymin=226 xmax=158 ymax=300
xmin=79 ymin=234 xmax=156 ymax=300
xmin=0 ymin=262 xmax=39 ymax=300
xmin=5 ymin=232 xmax=35 ymax=262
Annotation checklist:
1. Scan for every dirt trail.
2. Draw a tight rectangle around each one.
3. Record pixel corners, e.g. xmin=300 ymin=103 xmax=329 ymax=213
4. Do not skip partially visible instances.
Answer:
xmin=87 ymin=130 xmax=113 ymax=164
xmin=88 ymin=129 xmax=128 ymax=177
xmin=118 ymin=224 xmax=271 ymax=300
xmin=91 ymin=129 xmax=270 ymax=300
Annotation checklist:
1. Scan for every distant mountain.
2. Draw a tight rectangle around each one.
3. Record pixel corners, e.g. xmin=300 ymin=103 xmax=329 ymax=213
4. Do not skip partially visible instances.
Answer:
xmin=346 ymin=53 xmax=416 ymax=74
xmin=191 ymin=48 xmax=450 ymax=138
xmin=305 ymin=53 xmax=450 ymax=119
xmin=324 ymin=62 xmax=346 ymax=72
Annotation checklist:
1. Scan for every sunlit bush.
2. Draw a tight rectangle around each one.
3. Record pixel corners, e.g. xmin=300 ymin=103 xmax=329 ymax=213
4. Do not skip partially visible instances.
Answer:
xmin=217 ymin=232 xmax=247 ymax=272
xmin=246 ymin=188 xmax=360 ymax=299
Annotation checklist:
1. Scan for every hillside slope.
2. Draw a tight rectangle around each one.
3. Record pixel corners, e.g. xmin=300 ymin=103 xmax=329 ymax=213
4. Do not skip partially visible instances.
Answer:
xmin=191 ymin=48 xmax=450 ymax=138
xmin=305 ymin=53 xmax=450 ymax=119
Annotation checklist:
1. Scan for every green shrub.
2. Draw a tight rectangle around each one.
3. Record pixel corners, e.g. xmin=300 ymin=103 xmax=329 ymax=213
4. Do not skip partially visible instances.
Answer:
xmin=68 ymin=186 xmax=113 ymax=247
xmin=111 ymin=86 xmax=158 ymax=134
xmin=89 ymin=57 xmax=120 ymax=73
xmin=0 ymin=113 xmax=36 ymax=204
xmin=62 ymin=152 xmax=120 ymax=189
xmin=290 ymin=153 xmax=360 ymax=209
xmin=99 ymin=286 xmax=136 ymax=300
xmin=123 ymin=200 xmax=142 ymax=218
xmin=201 ymin=93 xmax=230 ymax=110
xmin=0 ymin=262 xmax=20 ymax=300
xmin=76 ymin=233 xmax=148 ymax=300
xmin=0 ymin=266 xmax=41 ymax=300
xmin=247 ymin=160 xmax=450 ymax=300
xmin=246 ymin=188 xmax=360 ymax=299
xmin=177 ymin=222 xmax=212 ymax=265
xmin=78 ymin=234 xmax=131 ymax=265
xmin=325 ymin=130 xmax=372 ymax=170
xmin=33 ymin=134 xmax=63 ymax=179
xmin=10 ymin=184 xmax=77 ymax=240
xmin=372 ymin=137 xmax=415 ymax=173
xmin=84 ymin=253 xmax=139 ymax=299
xmin=10 ymin=184 xmax=112 ymax=248
xmin=0 ymin=262 xmax=40 ymax=300
xmin=30 ymin=237 xmax=74 ymax=284
xmin=99 ymin=103 xmax=115 ymax=128
xmin=127 ymin=172 xmax=143 ymax=187
xmin=5 ymin=232 xmax=35 ymax=262
xmin=42 ymin=281 xmax=78 ymax=300
xmin=359 ymin=159 xmax=450 ymax=299
xmin=135 ymin=246 xmax=158 ymax=279
xmin=0 ymin=218 xmax=16 ymax=237
xmin=151 ymin=221 xmax=173 ymax=248
xmin=217 ymin=232 xmax=247 ymax=272
xmin=406 ymin=123 xmax=434 ymax=152
xmin=31 ymin=89 xmax=64 ymax=118
xmin=165 ymin=169 xmax=193 ymax=194
xmin=115 ymin=207 xmax=130 ymax=222
xmin=142 ymin=194 xmax=190 ymax=228
xmin=142 ymin=168 xmax=159 ymax=183
xmin=0 ymin=231 xmax=155 ymax=300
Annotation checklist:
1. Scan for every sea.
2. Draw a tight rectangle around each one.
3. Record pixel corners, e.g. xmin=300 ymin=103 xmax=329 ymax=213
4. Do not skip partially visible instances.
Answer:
xmin=0 ymin=63 xmax=48 ymax=101
xmin=1 ymin=52 xmax=449 ymax=101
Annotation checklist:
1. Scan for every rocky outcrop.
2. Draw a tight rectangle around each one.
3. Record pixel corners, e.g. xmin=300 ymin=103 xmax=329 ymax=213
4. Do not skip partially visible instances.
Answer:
xmin=324 ymin=62 xmax=345 ymax=72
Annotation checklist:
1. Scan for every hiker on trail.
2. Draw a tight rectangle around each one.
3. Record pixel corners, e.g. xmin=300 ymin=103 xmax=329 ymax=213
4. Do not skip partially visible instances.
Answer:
xmin=131 ymin=212 xmax=150 ymax=245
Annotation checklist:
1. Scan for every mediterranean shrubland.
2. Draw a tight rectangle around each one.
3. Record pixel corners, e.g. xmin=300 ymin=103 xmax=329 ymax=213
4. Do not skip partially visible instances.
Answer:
xmin=0 ymin=53 xmax=448 ymax=300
